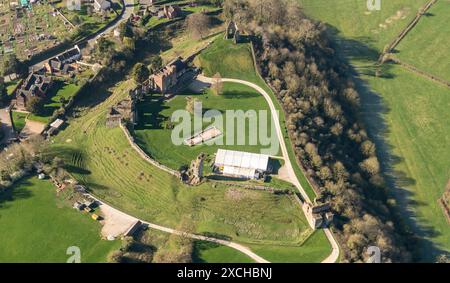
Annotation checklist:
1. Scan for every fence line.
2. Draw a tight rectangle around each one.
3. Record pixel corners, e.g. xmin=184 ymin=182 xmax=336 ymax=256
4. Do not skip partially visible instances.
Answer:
xmin=379 ymin=0 xmax=437 ymax=62
xmin=390 ymin=57 xmax=450 ymax=89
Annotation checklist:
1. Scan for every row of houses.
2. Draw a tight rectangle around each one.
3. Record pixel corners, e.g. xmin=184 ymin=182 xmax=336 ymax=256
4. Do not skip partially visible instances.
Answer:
xmin=137 ymin=0 xmax=182 ymax=20
xmin=44 ymin=45 xmax=82 ymax=75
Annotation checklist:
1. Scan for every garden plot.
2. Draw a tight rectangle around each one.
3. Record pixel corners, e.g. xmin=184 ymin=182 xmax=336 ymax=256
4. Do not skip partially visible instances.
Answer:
xmin=0 ymin=1 xmax=71 ymax=62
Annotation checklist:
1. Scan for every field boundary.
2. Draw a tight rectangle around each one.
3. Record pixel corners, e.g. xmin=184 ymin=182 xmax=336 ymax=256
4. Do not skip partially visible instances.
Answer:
xmin=439 ymin=180 xmax=450 ymax=224
xmin=379 ymin=0 xmax=437 ymax=62
xmin=388 ymin=58 xmax=450 ymax=89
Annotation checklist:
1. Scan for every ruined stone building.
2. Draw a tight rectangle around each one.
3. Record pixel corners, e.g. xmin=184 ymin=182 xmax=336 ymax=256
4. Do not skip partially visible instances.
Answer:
xmin=106 ymin=90 xmax=138 ymax=128
xmin=225 ymin=21 xmax=241 ymax=44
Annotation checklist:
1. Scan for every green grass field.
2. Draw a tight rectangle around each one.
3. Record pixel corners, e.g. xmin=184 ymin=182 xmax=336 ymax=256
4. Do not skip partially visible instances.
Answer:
xmin=0 ymin=177 xmax=120 ymax=263
xmin=133 ymin=83 xmax=279 ymax=170
xmin=299 ymin=0 xmax=429 ymax=53
xmin=247 ymin=230 xmax=330 ymax=263
xmin=47 ymin=80 xmax=330 ymax=262
xmin=363 ymin=64 xmax=450 ymax=260
xmin=298 ymin=0 xmax=450 ymax=260
xmin=6 ymin=80 xmax=21 ymax=95
xmin=395 ymin=1 xmax=450 ymax=81
xmin=11 ymin=111 xmax=27 ymax=133
xmin=194 ymin=37 xmax=317 ymax=200
xmin=192 ymin=240 xmax=255 ymax=263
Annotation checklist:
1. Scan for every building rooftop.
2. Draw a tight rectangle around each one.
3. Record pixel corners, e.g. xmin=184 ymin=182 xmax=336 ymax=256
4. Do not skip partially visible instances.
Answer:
xmin=50 ymin=119 xmax=64 ymax=129
xmin=215 ymin=149 xmax=269 ymax=171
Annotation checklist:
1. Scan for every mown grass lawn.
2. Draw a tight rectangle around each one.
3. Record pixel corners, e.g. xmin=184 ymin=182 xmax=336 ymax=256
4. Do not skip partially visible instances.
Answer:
xmin=194 ymin=36 xmax=317 ymax=200
xmin=395 ymin=0 xmax=450 ymax=81
xmin=11 ymin=111 xmax=27 ymax=133
xmin=133 ymin=82 xmax=280 ymax=170
xmin=47 ymin=80 xmax=330 ymax=262
xmin=0 ymin=177 xmax=120 ymax=263
xmin=247 ymin=230 xmax=331 ymax=263
xmin=192 ymin=240 xmax=255 ymax=263
xmin=28 ymin=81 xmax=81 ymax=124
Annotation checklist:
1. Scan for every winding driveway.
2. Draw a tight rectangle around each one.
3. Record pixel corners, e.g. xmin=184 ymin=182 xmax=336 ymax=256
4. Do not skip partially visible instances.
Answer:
xmin=195 ymin=75 xmax=340 ymax=263
xmin=88 ymin=194 xmax=270 ymax=263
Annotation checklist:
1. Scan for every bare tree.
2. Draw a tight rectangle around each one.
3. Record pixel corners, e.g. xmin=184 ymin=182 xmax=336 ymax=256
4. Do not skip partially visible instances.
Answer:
xmin=186 ymin=12 xmax=210 ymax=40
xmin=211 ymin=72 xmax=223 ymax=95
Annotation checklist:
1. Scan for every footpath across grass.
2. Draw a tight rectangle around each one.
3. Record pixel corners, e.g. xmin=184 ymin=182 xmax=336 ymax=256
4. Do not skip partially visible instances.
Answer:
xmin=363 ymin=65 xmax=450 ymax=259
xmin=297 ymin=0 xmax=450 ymax=260
xmin=0 ymin=177 xmax=120 ymax=263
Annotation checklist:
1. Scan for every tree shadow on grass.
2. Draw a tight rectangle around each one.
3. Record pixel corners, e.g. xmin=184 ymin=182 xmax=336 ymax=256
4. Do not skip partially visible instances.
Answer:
xmin=37 ymin=80 xmax=66 ymax=118
xmin=64 ymin=164 xmax=91 ymax=175
xmin=135 ymin=96 xmax=170 ymax=130
xmin=200 ymin=231 xmax=232 ymax=241
xmin=192 ymin=240 xmax=221 ymax=263
xmin=326 ymin=25 xmax=448 ymax=261
xmin=0 ymin=180 xmax=33 ymax=209
xmin=221 ymin=90 xmax=260 ymax=99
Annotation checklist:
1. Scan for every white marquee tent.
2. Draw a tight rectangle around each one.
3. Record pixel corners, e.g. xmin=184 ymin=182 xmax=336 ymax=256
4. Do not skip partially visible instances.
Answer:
xmin=214 ymin=149 xmax=269 ymax=179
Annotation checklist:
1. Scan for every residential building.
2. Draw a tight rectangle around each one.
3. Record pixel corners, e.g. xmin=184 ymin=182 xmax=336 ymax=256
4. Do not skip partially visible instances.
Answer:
xmin=45 ymin=45 xmax=81 ymax=75
xmin=14 ymin=73 xmax=53 ymax=110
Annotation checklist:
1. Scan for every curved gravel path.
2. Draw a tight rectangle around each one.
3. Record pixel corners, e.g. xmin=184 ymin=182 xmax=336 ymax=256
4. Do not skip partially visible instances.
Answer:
xmin=88 ymin=194 xmax=269 ymax=263
xmin=196 ymin=75 xmax=340 ymax=263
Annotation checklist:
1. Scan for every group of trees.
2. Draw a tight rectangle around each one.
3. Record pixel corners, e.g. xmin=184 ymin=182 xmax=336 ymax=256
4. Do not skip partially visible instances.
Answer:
xmin=186 ymin=12 xmax=211 ymax=40
xmin=0 ymin=136 xmax=47 ymax=187
xmin=223 ymin=0 xmax=412 ymax=262
xmin=0 ymin=81 xmax=7 ymax=107
xmin=2 ymin=54 xmax=26 ymax=76
xmin=107 ymin=220 xmax=195 ymax=263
